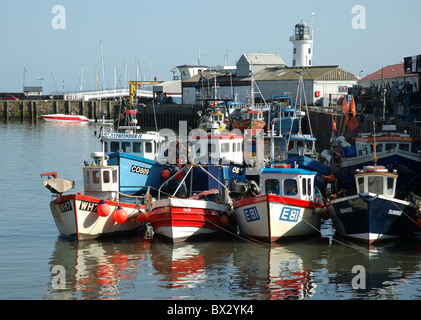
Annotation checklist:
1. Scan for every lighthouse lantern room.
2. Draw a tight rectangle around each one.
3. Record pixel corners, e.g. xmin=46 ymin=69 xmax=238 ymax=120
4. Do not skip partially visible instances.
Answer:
xmin=290 ymin=19 xmax=313 ymax=67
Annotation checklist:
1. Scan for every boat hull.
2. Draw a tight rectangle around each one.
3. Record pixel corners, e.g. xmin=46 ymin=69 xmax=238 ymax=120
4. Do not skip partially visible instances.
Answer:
xmin=328 ymin=193 xmax=419 ymax=244
xmin=150 ymin=198 xmax=230 ymax=242
xmin=49 ymin=194 xmax=145 ymax=240
xmin=41 ymin=114 xmax=89 ymax=122
xmin=108 ymin=152 xmax=179 ymax=195
xmin=234 ymin=194 xmax=322 ymax=242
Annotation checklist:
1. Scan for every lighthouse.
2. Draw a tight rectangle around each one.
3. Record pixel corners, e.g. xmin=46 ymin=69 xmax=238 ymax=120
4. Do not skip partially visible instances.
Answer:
xmin=290 ymin=19 xmax=313 ymax=67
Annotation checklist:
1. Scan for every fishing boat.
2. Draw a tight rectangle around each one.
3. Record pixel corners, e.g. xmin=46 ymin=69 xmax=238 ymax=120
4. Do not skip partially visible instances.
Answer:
xmin=99 ymin=108 xmax=180 ymax=196
xmin=324 ymin=124 xmax=421 ymax=196
xmin=41 ymin=113 xmax=89 ymax=123
xmin=269 ymin=95 xmax=303 ymax=136
xmin=327 ymin=164 xmax=420 ymax=244
xmin=272 ymin=73 xmax=332 ymax=194
xmin=150 ymin=164 xmax=232 ymax=242
xmin=41 ymin=153 xmax=147 ymax=241
xmin=232 ymin=108 xmax=266 ymax=135
xmin=232 ymin=165 xmax=327 ymax=243
xmin=187 ymin=130 xmax=247 ymax=192
xmin=198 ymin=107 xmax=227 ymax=133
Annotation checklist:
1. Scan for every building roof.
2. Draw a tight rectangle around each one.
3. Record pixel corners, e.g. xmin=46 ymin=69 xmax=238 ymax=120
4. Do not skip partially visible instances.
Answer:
xmin=359 ymin=63 xmax=418 ymax=82
xmin=240 ymin=53 xmax=285 ymax=66
xmin=253 ymin=66 xmax=358 ymax=81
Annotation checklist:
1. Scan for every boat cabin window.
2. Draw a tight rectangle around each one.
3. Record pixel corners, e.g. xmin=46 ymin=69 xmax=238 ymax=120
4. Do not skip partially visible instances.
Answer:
xmin=398 ymin=143 xmax=410 ymax=152
xmin=111 ymin=141 xmax=119 ymax=152
xmin=85 ymin=171 xmax=90 ymax=183
xmin=265 ymin=179 xmax=279 ymax=195
xmin=221 ymin=143 xmax=230 ymax=153
xmin=370 ymin=144 xmax=382 ymax=153
xmin=385 ymin=143 xmax=396 ymax=152
xmin=209 ymin=143 xmax=217 ymax=154
xmin=113 ymin=169 xmax=118 ymax=183
xmin=122 ymin=142 xmax=131 ymax=153
xmin=93 ymin=171 xmax=100 ymax=184
xmin=284 ymin=179 xmax=298 ymax=195
xmin=133 ymin=142 xmax=143 ymax=153
xmin=368 ymin=176 xmax=383 ymax=194
xmin=307 ymin=179 xmax=312 ymax=195
xmin=357 ymin=177 xmax=364 ymax=193
xmin=103 ymin=171 xmax=110 ymax=183
xmin=145 ymin=142 xmax=153 ymax=153
xmin=302 ymin=178 xmax=312 ymax=196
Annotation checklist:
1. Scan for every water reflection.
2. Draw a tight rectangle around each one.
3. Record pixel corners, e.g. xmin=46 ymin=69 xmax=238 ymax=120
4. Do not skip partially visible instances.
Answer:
xmin=44 ymin=228 xmax=421 ymax=300
xmin=326 ymin=238 xmax=421 ymax=299
xmin=45 ymin=234 xmax=152 ymax=300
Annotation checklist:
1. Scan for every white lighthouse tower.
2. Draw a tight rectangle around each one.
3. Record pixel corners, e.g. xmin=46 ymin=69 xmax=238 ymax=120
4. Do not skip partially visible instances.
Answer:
xmin=290 ymin=19 xmax=313 ymax=67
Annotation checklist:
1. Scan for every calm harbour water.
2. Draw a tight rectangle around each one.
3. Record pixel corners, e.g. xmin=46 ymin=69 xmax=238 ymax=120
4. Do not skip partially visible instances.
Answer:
xmin=1 ymin=121 xmax=421 ymax=302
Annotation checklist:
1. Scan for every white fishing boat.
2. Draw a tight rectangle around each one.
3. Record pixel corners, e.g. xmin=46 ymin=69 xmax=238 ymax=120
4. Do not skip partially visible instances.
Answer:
xmin=41 ymin=153 xmax=147 ymax=240
xmin=233 ymin=165 xmax=327 ymax=242
xmin=41 ymin=113 xmax=89 ymax=123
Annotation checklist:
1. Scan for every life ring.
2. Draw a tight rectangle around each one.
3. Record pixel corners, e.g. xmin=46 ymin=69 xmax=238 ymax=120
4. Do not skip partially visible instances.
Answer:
xmin=364 ymin=165 xmax=387 ymax=173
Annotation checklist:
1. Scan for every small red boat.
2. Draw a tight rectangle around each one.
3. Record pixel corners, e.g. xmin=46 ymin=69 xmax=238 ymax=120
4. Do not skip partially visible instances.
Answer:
xmin=150 ymin=189 xmax=231 ymax=242
xmin=41 ymin=113 xmax=89 ymax=123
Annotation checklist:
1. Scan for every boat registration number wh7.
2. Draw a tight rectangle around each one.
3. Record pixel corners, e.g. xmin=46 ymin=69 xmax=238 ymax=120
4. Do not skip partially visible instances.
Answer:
xmin=279 ymin=207 xmax=301 ymax=222
xmin=130 ymin=165 xmax=150 ymax=175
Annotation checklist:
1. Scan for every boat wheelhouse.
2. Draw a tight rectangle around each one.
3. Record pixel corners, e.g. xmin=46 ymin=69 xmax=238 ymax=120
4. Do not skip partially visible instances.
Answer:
xmin=100 ymin=127 xmax=178 ymax=195
xmin=188 ymin=131 xmax=246 ymax=192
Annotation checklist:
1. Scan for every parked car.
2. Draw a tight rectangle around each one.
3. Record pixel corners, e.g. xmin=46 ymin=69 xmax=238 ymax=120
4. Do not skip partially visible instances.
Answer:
xmin=5 ymin=95 xmax=19 ymax=100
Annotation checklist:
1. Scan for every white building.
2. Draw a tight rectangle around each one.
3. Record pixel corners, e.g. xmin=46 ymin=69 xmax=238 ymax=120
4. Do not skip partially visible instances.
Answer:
xmin=290 ymin=20 xmax=313 ymax=67
xmin=181 ymin=64 xmax=358 ymax=106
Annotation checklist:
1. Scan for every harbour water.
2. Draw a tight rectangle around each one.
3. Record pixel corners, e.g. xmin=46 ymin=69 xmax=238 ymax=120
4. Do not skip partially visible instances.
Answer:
xmin=1 ymin=121 xmax=421 ymax=303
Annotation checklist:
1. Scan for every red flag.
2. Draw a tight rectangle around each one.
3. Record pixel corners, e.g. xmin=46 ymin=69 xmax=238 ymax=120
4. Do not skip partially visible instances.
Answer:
xmin=349 ymin=97 xmax=356 ymax=117
xmin=333 ymin=119 xmax=337 ymax=132
xmin=341 ymin=96 xmax=349 ymax=115
xmin=346 ymin=113 xmax=350 ymax=128
xmin=349 ymin=115 xmax=359 ymax=130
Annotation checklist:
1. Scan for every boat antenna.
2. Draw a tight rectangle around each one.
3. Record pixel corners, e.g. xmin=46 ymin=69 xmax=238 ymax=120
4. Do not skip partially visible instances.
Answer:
xmin=372 ymin=121 xmax=378 ymax=166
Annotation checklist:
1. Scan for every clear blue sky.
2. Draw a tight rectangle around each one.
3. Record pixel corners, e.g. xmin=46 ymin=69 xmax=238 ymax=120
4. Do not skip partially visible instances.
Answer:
xmin=1 ymin=0 xmax=420 ymax=93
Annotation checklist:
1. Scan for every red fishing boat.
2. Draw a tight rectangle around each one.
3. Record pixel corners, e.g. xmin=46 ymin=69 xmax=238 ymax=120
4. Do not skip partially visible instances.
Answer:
xmin=232 ymin=108 xmax=266 ymax=134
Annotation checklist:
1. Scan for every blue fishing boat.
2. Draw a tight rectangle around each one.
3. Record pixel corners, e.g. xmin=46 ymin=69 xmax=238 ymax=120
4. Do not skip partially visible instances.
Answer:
xmin=324 ymin=125 xmax=421 ymax=196
xmin=328 ymin=164 xmax=420 ymax=244
xmin=269 ymin=95 xmax=304 ymax=136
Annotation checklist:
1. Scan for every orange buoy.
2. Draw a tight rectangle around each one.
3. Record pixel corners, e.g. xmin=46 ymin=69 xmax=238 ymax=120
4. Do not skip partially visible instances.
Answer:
xmin=161 ymin=169 xmax=171 ymax=179
xmin=144 ymin=211 xmax=151 ymax=223
xmin=136 ymin=211 xmax=146 ymax=222
xmin=113 ymin=206 xmax=128 ymax=223
xmin=97 ymin=200 xmax=111 ymax=217
xmin=175 ymin=170 xmax=185 ymax=179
